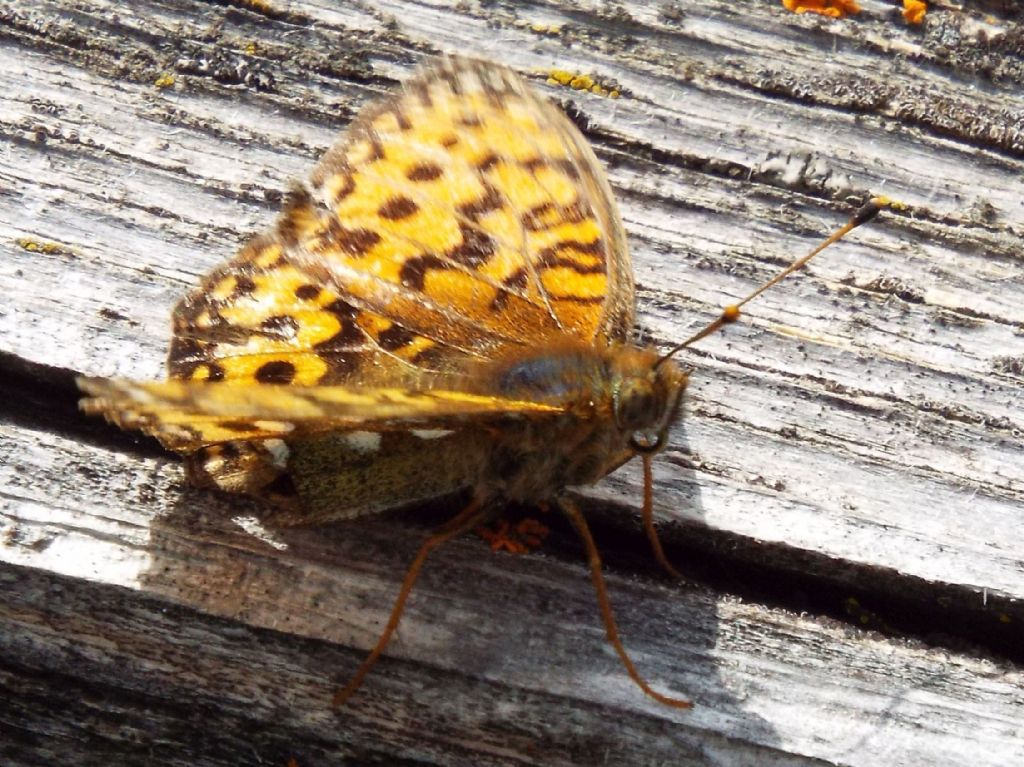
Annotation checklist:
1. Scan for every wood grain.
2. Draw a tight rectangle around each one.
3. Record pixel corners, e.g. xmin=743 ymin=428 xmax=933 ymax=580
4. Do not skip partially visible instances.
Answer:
xmin=1 ymin=1 xmax=1022 ymax=765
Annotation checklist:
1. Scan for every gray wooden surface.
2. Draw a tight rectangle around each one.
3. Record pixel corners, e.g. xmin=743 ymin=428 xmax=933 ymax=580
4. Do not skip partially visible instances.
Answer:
xmin=1 ymin=1 xmax=1022 ymax=765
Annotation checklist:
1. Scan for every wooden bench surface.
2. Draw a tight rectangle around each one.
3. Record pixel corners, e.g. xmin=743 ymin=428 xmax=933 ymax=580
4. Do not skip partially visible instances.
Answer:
xmin=1 ymin=1 xmax=1022 ymax=765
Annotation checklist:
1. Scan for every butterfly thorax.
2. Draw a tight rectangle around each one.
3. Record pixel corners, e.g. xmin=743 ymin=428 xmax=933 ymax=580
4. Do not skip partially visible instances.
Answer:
xmin=467 ymin=339 xmax=689 ymax=503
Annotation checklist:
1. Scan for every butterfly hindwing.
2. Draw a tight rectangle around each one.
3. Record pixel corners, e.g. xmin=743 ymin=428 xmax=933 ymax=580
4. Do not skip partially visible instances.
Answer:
xmin=184 ymin=429 xmax=489 ymax=523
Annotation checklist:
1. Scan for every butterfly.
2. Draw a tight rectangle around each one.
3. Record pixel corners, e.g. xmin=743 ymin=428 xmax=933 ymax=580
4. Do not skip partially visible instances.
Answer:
xmin=79 ymin=55 xmax=886 ymax=710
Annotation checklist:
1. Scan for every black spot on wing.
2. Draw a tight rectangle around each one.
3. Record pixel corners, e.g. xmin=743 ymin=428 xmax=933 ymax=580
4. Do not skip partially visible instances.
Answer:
xmin=400 ymin=255 xmax=447 ymax=291
xmin=295 ymin=284 xmax=321 ymax=301
xmin=458 ymin=184 xmax=504 ymax=221
xmin=377 ymin=323 xmax=416 ymax=351
xmin=325 ymin=219 xmax=381 ymax=255
xmin=255 ymin=360 xmax=296 ymax=384
xmin=407 ymin=162 xmax=444 ymax=181
xmin=447 ymin=225 xmax=495 ymax=267
xmin=378 ymin=196 xmax=419 ymax=220
xmin=315 ymin=299 xmax=363 ymax=349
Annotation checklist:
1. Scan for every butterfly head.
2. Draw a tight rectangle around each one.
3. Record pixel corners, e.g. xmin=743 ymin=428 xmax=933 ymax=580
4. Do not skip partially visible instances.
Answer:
xmin=610 ymin=348 xmax=688 ymax=456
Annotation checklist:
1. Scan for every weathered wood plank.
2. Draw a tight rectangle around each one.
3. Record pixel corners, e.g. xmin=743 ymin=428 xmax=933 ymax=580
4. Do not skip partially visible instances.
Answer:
xmin=2 ymin=421 xmax=1022 ymax=766
xmin=1 ymin=0 xmax=1022 ymax=764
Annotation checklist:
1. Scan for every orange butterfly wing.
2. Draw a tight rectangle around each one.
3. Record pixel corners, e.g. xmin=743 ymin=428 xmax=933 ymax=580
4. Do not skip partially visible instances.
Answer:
xmin=167 ymin=56 xmax=634 ymax=396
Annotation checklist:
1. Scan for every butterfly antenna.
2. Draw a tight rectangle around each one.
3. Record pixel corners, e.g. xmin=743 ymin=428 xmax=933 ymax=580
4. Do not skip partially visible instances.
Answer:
xmin=656 ymin=196 xmax=895 ymax=367
xmin=558 ymin=496 xmax=693 ymax=709
xmin=332 ymin=495 xmax=487 ymax=708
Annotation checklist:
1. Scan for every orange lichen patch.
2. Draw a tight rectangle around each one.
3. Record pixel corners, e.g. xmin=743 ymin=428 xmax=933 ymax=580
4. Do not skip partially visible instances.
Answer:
xmin=515 ymin=518 xmax=549 ymax=547
xmin=781 ymin=0 xmax=861 ymax=19
xmin=546 ymin=69 xmax=621 ymax=99
xmin=902 ymin=0 xmax=927 ymax=24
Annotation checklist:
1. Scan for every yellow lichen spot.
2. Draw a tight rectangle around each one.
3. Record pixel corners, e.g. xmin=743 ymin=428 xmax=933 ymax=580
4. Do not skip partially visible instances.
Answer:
xmin=544 ymin=69 xmax=622 ymax=99
xmin=154 ymin=72 xmax=176 ymax=89
xmin=547 ymin=69 xmax=575 ymax=86
xmin=16 ymin=237 xmax=71 ymax=255
xmin=902 ymin=0 xmax=926 ymax=24
xmin=570 ymin=74 xmax=594 ymax=91
xmin=244 ymin=41 xmax=258 ymax=55
xmin=781 ymin=0 xmax=861 ymax=19
xmin=530 ymin=23 xmax=562 ymax=36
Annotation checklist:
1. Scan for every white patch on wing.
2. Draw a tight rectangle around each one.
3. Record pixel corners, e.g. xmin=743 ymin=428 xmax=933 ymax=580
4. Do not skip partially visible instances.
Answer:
xmin=203 ymin=456 xmax=225 ymax=473
xmin=253 ymin=419 xmax=296 ymax=433
xmin=411 ymin=429 xmax=454 ymax=440
xmin=262 ymin=439 xmax=290 ymax=469
xmin=341 ymin=431 xmax=382 ymax=453
xmin=126 ymin=386 xmax=156 ymax=405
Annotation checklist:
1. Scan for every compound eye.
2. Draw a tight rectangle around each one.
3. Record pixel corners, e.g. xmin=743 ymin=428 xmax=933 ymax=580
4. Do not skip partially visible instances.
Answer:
xmin=615 ymin=380 xmax=659 ymax=431
xmin=629 ymin=430 xmax=666 ymax=454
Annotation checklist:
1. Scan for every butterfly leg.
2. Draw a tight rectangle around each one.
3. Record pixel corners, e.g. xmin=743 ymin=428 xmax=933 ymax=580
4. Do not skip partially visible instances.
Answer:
xmin=641 ymin=454 xmax=685 ymax=580
xmin=558 ymin=495 xmax=693 ymax=709
xmin=332 ymin=494 xmax=489 ymax=708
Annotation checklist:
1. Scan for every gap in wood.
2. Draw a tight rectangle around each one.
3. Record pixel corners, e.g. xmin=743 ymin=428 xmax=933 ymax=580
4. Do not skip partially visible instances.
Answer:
xmin=575 ymin=494 xmax=1024 ymax=669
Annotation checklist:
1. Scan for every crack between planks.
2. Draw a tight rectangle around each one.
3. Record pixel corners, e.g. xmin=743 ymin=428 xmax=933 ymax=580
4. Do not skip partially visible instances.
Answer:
xmin=3 ymin=348 xmax=1018 ymax=677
